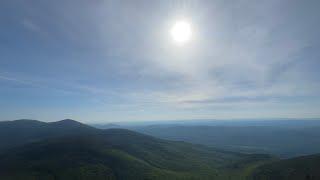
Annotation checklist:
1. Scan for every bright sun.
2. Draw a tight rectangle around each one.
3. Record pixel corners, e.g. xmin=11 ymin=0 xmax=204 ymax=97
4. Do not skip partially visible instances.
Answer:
xmin=170 ymin=20 xmax=192 ymax=45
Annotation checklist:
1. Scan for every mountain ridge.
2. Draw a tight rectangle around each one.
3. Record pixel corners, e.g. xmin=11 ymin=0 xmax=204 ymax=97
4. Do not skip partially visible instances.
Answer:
xmin=0 ymin=119 xmax=97 ymax=152
xmin=0 ymin=119 xmax=273 ymax=180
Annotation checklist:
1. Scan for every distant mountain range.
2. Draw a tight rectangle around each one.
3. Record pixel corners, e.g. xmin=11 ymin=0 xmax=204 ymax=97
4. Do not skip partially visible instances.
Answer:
xmin=0 ymin=119 xmax=319 ymax=180
xmin=92 ymin=119 xmax=320 ymax=129
xmin=133 ymin=123 xmax=320 ymax=157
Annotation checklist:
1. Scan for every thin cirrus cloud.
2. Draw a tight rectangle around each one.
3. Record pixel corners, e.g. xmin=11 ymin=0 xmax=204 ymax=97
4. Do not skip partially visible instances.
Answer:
xmin=0 ymin=0 xmax=319 ymax=122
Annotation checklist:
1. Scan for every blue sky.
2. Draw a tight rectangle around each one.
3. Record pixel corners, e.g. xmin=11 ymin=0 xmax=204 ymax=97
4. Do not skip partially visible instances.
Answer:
xmin=0 ymin=0 xmax=320 ymax=122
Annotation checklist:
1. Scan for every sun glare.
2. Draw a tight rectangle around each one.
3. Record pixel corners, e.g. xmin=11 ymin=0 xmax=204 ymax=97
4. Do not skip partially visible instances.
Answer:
xmin=170 ymin=20 xmax=192 ymax=45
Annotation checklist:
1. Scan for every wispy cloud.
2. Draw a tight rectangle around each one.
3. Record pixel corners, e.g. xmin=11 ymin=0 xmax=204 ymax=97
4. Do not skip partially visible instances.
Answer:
xmin=0 ymin=74 xmax=37 ymax=86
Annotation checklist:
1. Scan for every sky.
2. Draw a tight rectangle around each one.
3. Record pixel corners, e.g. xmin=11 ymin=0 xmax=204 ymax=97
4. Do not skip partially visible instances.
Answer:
xmin=0 ymin=0 xmax=320 ymax=123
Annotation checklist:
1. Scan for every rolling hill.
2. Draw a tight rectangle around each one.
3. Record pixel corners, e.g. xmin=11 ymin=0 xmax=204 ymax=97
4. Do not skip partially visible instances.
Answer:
xmin=0 ymin=119 xmax=272 ymax=180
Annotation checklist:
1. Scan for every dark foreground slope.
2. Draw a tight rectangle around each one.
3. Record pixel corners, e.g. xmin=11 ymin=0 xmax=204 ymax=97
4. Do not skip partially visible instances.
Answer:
xmin=251 ymin=154 xmax=320 ymax=180
xmin=0 ymin=120 xmax=272 ymax=180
